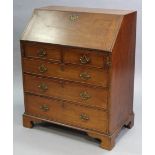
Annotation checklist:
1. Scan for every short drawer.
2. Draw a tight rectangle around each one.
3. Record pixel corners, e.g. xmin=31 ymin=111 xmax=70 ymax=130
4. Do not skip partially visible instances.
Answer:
xmin=63 ymin=47 xmax=108 ymax=68
xmin=25 ymin=94 xmax=108 ymax=133
xmin=23 ymin=58 xmax=109 ymax=87
xmin=23 ymin=43 xmax=61 ymax=62
xmin=24 ymin=74 xmax=108 ymax=109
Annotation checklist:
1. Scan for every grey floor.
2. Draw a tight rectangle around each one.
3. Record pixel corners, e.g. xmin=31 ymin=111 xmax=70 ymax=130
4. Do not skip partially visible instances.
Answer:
xmin=14 ymin=0 xmax=142 ymax=154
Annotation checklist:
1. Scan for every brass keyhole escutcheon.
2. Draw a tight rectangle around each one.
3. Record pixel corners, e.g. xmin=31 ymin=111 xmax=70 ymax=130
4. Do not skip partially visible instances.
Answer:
xmin=40 ymin=105 xmax=49 ymax=112
xmin=80 ymin=55 xmax=90 ymax=64
xmin=80 ymin=113 xmax=89 ymax=121
xmin=37 ymin=48 xmax=47 ymax=57
xmin=38 ymin=83 xmax=48 ymax=92
xmin=80 ymin=91 xmax=91 ymax=100
xmin=80 ymin=72 xmax=91 ymax=80
xmin=104 ymin=56 xmax=111 ymax=68
xmin=69 ymin=14 xmax=79 ymax=21
xmin=38 ymin=64 xmax=48 ymax=73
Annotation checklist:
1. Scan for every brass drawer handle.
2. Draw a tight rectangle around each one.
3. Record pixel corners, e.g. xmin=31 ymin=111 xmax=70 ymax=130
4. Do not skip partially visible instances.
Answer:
xmin=38 ymin=83 xmax=48 ymax=92
xmin=80 ymin=91 xmax=91 ymax=100
xmin=40 ymin=105 xmax=49 ymax=112
xmin=37 ymin=48 xmax=47 ymax=57
xmin=80 ymin=72 xmax=91 ymax=80
xmin=69 ymin=14 xmax=79 ymax=21
xmin=38 ymin=64 xmax=47 ymax=73
xmin=80 ymin=113 xmax=89 ymax=121
xmin=80 ymin=55 xmax=90 ymax=64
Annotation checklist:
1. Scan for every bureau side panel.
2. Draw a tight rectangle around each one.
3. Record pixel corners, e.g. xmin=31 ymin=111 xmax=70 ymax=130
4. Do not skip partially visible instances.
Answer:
xmin=109 ymin=12 xmax=137 ymax=134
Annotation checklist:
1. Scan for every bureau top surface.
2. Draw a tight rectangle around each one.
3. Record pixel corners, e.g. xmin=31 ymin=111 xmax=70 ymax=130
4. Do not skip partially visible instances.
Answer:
xmin=21 ymin=6 xmax=136 ymax=52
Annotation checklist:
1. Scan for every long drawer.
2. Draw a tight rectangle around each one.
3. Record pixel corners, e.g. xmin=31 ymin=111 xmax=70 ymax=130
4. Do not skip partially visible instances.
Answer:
xmin=25 ymin=94 xmax=108 ymax=133
xmin=24 ymin=74 xmax=108 ymax=109
xmin=23 ymin=58 xmax=109 ymax=87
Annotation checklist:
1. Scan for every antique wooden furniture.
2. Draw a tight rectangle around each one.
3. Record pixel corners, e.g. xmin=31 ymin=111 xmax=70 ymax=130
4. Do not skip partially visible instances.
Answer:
xmin=21 ymin=6 xmax=136 ymax=150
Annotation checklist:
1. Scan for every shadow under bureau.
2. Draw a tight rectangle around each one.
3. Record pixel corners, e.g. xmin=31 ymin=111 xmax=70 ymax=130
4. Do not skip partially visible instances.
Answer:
xmin=20 ymin=6 xmax=136 ymax=150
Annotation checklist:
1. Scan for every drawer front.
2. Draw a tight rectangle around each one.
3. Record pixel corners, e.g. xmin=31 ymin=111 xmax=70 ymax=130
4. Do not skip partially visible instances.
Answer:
xmin=24 ymin=74 xmax=108 ymax=109
xmin=63 ymin=47 xmax=107 ymax=68
xmin=23 ymin=43 xmax=61 ymax=62
xmin=23 ymin=58 xmax=109 ymax=87
xmin=25 ymin=94 xmax=108 ymax=133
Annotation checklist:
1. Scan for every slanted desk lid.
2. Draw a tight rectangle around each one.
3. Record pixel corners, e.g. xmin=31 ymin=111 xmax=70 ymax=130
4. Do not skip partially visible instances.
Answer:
xmin=21 ymin=6 xmax=133 ymax=52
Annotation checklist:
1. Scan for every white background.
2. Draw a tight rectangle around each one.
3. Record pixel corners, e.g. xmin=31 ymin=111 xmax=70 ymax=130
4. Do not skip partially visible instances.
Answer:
xmin=0 ymin=0 xmax=146 ymax=155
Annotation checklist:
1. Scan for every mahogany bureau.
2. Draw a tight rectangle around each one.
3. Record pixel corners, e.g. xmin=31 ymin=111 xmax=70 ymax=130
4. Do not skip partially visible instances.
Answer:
xmin=21 ymin=6 xmax=137 ymax=150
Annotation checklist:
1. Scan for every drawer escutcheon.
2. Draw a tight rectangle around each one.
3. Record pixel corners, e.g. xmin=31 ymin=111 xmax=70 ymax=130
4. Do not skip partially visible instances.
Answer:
xmin=80 ymin=113 xmax=89 ymax=121
xmin=80 ymin=55 xmax=90 ymax=64
xmin=38 ymin=83 xmax=48 ymax=92
xmin=80 ymin=72 xmax=91 ymax=80
xmin=80 ymin=91 xmax=91 ymax=100
xmin=37 ymin=48 xmax=47 ymax=57
xmin=38 ymin=64 xmax=48 ymax=73
xmin=40 ymin=104 xmax=49 ymax=112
